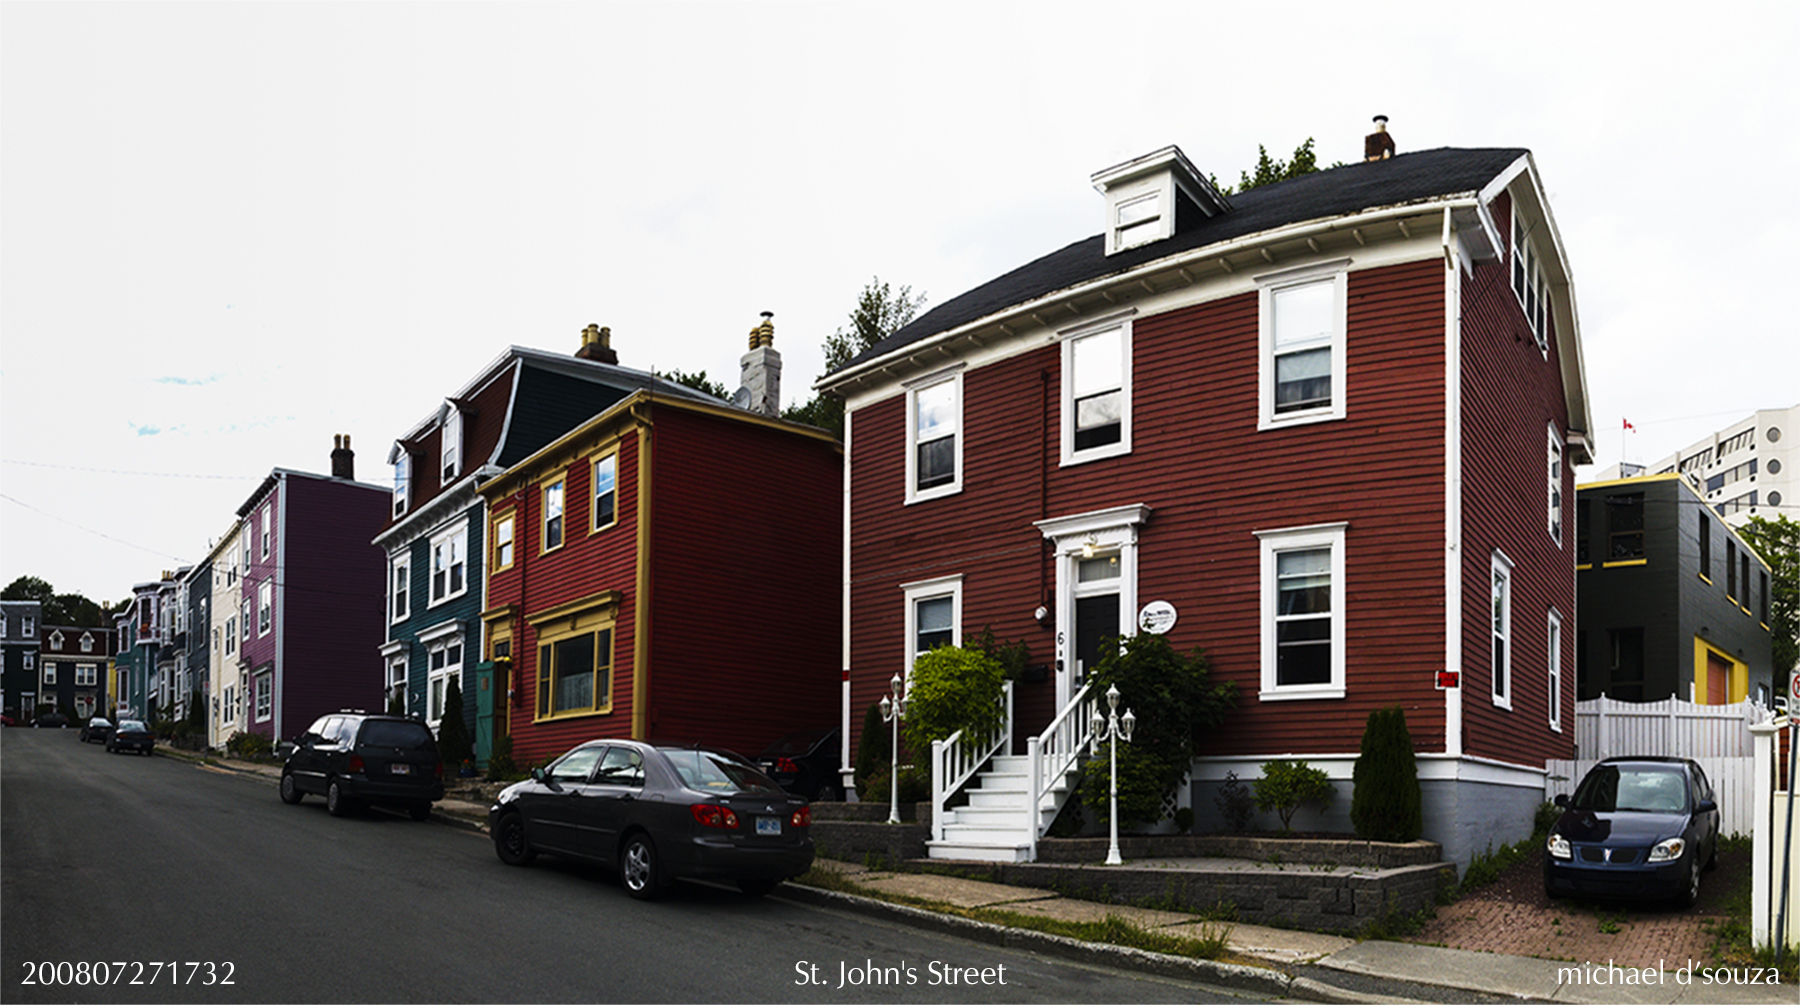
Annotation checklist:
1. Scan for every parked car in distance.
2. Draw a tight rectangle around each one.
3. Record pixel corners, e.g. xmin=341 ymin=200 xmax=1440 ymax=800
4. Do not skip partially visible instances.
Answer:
xmin=755 ymin=727 xmax=842 ymax=802
xmin=106 ymin=720 xmax=155 ymax=755
xmin=279 ymin=712 xmax=444 ymax=820
xmin=490 ymin=740 xmax=814 ymax=900
xmin=35 ymin=713 xmax=70 ymax=728
xmin=80 ymin=717 xmax=115 ymax=744
xmin=0 ymin=712 xmax=16 ymax=727
xmin=1544 ymin=756 xmax=1720 ymax=907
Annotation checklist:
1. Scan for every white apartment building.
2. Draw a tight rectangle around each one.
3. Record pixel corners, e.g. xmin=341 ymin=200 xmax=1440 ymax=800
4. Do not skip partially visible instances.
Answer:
xmin=1596 ymin=405 xmax=1797 ymax=528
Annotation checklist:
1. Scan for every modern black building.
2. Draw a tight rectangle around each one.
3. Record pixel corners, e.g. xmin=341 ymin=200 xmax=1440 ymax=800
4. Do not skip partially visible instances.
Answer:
xmin=1576 ymin=473 xmax=1776 ymax=705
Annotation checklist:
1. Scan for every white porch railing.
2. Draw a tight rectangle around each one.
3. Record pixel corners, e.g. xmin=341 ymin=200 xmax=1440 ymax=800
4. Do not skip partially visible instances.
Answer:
xmin=1024 ymin=682 xmax=1094 ymax=861
xmin=930 ymin=681 xmax=1014 ymax=842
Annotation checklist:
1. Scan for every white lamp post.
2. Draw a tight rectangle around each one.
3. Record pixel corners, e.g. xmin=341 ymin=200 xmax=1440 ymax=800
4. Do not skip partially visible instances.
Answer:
xmin=878 ymin=673 xmax=907 ymax=825
xmin=1089 ymin=683 xmax=1136 ymax=866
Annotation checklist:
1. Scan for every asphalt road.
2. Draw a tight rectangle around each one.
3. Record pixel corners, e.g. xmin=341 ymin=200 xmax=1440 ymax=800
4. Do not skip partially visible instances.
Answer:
xmin=1 ymin=729 xmax=1263 ymax=1003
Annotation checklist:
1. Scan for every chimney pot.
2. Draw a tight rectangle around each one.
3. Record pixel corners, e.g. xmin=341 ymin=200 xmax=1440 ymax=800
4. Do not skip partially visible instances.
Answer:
xmin=1365 ymin=115 xmax=1395 ymax=162
xmin=331 ymin=432 xmax=356 ymax=479
xmin=576 ymin=323 xmax=619 ymax=365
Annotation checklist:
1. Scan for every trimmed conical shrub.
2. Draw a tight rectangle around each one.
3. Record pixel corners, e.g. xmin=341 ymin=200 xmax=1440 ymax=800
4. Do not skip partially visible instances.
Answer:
xmin=1350 ymin=705 xmax=1422 ymax=843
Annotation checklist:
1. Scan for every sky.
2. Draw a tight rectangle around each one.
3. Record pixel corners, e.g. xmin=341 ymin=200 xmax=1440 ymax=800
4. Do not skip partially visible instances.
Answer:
xmin=2 ymin=1 xmax=1797 ymax=606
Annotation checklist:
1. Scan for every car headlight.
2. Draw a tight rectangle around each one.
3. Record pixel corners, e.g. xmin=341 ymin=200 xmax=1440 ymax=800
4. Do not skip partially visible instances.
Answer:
xmin=1647 ymin=837 xmax=1686 ymax=862
xmin=1547 ymin=832 xmax=1572 ymax=860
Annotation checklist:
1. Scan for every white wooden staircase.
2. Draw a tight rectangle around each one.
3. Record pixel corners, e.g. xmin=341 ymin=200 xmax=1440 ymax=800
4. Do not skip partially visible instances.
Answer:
xmin=926 ymin=683 xmax=1096 ymax=862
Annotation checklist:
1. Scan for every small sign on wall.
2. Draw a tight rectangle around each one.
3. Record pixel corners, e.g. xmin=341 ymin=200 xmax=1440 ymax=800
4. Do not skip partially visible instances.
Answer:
xmin=1137 ymin=600 xmax=1177 ymax=635
xmin=1436 ymin=670 xmax=1460 ymax=690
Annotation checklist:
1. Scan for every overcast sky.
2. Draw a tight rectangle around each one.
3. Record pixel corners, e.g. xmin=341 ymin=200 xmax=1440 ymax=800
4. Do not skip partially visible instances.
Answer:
xmin=3 ymin=2 xmax=1796 ymax=606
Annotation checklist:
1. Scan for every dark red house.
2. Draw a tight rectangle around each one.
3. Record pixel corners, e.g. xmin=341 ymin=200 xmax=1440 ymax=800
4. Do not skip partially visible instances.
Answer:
xmin=818 ymin=144 xmax=1591 ymax=868
xmin=477 ymin=379 xmax=843 ymax=770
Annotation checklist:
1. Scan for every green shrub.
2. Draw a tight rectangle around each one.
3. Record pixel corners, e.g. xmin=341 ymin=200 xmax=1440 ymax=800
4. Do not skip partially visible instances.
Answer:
xmin=485 ymin=734 xmax=517 ymax=781
xmin=1253 ymin=760 xmax=1334 ymax=832
xmin=962 ymin=625 xmax=1032 ymax=680
xmin=1214 ymin=771 xmax=1255 ymax=832
xmin=857 ymin=764 xmax=929 ymax=805
xmin=1085 ymin=633 xmax=1235 ymax=802
xmin=437 ymin=677 xmax=474 ymax=767
xmin=1076 ymin=741 xmax=1169 ymax=830
xmin=903 ymin=646 xmax=1005 ymax=756
xmin=1350 ymin=706 xmax=1422 ymax=843
xmin=225 ymin=730 xmax=274 ymax=760
xmin=854 ymin=702 xmax=890 ymax=795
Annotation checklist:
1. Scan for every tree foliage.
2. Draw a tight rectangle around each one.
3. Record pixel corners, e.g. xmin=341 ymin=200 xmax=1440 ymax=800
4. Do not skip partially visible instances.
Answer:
xmin=784 ymin=277 xmax=927 ymax=437
xmin=1 ymin=575 xmax=112 ymax=626
xmin=1349 ymin=706 xmax=1423 ymax=843
xmin=1739 ymin=514 xmax=1799 ymax=681
xmin=1211 ymin=138 xmax=1344 ymax=196
xmin=1253 ymin=760 xmax=1335 ymax=832
xmin=1076 ymin=740 xmax=1169 ymax=830
xmin=437 ymin=676 xmax=474 ymax=767
xmin=654 ymin=368 xmax=730 ymax=401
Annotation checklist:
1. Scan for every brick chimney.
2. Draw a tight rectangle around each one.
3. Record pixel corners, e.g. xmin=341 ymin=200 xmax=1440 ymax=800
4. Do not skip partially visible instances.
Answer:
xmin=576 ymin=323 xmax=618 ymax=365
xmin=732 ymin=312 xmax=781 ymax=417
xmin=331 ymin=434 xmax=355 ymax=479
xmin=1364 ymin=115 xmax=1395 ymax=161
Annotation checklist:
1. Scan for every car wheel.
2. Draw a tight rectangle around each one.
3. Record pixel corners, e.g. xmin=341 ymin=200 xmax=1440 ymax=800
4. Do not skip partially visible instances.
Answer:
xmin=408 ymin=801 xmax=431 ymax=822
xmin=326 ymin=778 xmax=356 ymax=818
xmin=279 ymin=772 xmax=305 ymax=805
xmin=737 ymin=878 xmax=780 ymax=897
xmin=1703 ymin=838 xmax=1718 ymax=872
xmin=620 ymin=833 xmax=661 ymax=900
xmin=1676 ymin=855 xmax=1701 ymax=908
xmin=494 ymin=812 xmax=536 ymax=866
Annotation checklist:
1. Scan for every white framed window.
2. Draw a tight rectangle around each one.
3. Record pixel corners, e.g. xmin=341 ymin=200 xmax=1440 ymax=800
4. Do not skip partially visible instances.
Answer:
xmin=42 ymin=661 xmax=54 ymax=684
xmin=80 ymin=632 xmax=94 ymax=653
xmin=240 ymin=598 xmax=251 ymax=645
xmin=441 ymin=403 xmax=463 ymax=483
xmin=1547 ymin=424 xmax=1564 ymax=547
xmin=257 ymin=580 xmax=272 ymax=637
xmin=259 ymin=505 xmax=271 ymax=559
xmin=426 ymin=634 xmax=464 ymax=727
xmin=905 ymin=368 xmax=963 ymax=502
xmin=491 ymin=511 xmax=516 ymax=571
xmin=1256 ymin=522 xmax=1347 ymax=701
xmin=388 ymin=655 xmax=408 ymax=713
xmin=225 ymin=617 xmax=236 ymax=655
xmin=1491 ymin=550 xmax=1514 ymax=709
xmin=254 ymin=671 xmax=272 ymax=722
xmin=591 ymin=453 xmax=618 ymax=531
xmin=22 ymin=616 xmax=34 ymax=637
xmin=77 ymin=663 xmax=96 ymax=686
xmin=1060 ymin=314 xmax=1132 ymax=465
xmin=1511 ymin=208 xmax=1550 ymax=353
xmin=1113 ymin=191 xmax=1162 ymax=250
xmin=901 ymin=575 xmax=963 ymax=672
xmin=542 ymin=475 xmax=567 ymax=553
xmin=50 ymin=629 xmax=64 ymax=650
xmin=242 ymin=521 xmax=253 ymax=568
xmin=1547 ymin=607 xmax=1563 ymax=732
xmin=392 ymin=448 xmax=413 ymax=518
xmin=1257 ymin=262 xmax=1349 ymax=430
xmin=390 ymin=553 xmax=411 ymax=622
xmin=429 ymin=522 xmax=469 ymax=605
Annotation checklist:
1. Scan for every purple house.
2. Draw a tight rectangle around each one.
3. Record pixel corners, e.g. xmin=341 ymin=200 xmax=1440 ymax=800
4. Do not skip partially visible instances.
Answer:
xmin=234 ymin=436 xmax=390 ymax=742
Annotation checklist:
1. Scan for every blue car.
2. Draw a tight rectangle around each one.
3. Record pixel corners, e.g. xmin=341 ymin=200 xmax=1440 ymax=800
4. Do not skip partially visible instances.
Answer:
xmin=1544 ymin=757 xmax=1719 ymax=907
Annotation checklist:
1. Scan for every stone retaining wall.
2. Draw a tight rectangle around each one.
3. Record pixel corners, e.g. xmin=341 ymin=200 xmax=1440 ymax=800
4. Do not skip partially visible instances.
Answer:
xmin=1035 ymin=834 xmax=1442 ymax=869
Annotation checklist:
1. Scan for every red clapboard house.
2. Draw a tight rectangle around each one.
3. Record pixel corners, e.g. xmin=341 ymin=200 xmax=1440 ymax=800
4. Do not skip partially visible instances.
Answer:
xmin=817 ymin=142 xmax=1591 ymax=868
xmin=476 ymin=320 xmax=843 ymax=770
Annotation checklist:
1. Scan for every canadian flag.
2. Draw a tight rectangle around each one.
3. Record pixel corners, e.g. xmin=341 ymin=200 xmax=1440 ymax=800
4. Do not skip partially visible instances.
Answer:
xmin=1623 ymin=418 xmax=1636 ymax=432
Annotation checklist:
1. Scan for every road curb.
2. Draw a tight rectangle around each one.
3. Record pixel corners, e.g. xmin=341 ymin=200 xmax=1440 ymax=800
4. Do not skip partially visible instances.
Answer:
xmin=772 ymin=882 xmax=1307 ymax=1001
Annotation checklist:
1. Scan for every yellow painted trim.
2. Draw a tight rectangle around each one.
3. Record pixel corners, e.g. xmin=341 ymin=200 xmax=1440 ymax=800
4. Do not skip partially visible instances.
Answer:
xmin=538 ymin=471 xmax=569 ymax=555
xmin=1693 ymin=636 xmax=1749 ymax=705
xmin=1601 ymin=559 xmax=1648 ymax=568
xmin=1741 ymin=604 xmax=1754 ymax=617
xmin=530 ymin=620 xmax=617 ymax=722
xmin=1697 ymin=573 xmax=1712 ymax=585
xmin=588 ymin=446 xmax=622 ymax=536
xmin=1577 ymin=472 xmax=1683 ymax=491
xmin=632 ymin=407 xmax=653 ymax=741
xmin=1576 ymin=563 xmax=1594 ymax=571
xmin=489 ymin=508 xmax=517 ymax=573
xmin=524 ymin=589 xmax=622 ymax=629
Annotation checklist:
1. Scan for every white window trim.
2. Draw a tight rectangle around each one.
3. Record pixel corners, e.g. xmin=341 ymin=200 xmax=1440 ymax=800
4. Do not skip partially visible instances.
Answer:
xmin=253 ymin=671 xmax=273 ymax=723
xmin=1036 ymin=503 xmax=1151 ymax=708
xmin=1511 ymin=208 xmax=1550 ymax=355
xmin=1547 ymin=607 xmax=1563 ymax=733
xmin=900 ymin=575 xmax=963 ymax=675
xmin=590 ymin=453 xmax=620 ymax=532
xmin=390 ymin=552 xmax=412 ymax=623
xmin=1059 ymin=312 xmax=1134 ymax=467
xmin=257 ymin=580 xmax=273 ymax=637
xmin=441 ymin=402 xmax=463 ymax=483
xmin=425 ymin=629 xmax=465 ymax=729
xmin=428 ymin=520 xmax=470 ymax=607
xmin=260 ymin=505 xmax=272 ymax=560
xmin=1491 ymin=549 xmax=1514 ymax=710
xmin=904 ymin=366 xmax=964 ymax=504
xmin=1256 ymin=260 xmax=1350 ymax=431
xmin=1547 ymin=423 xmax=1564 ymax=547
xmin=1255 ymin=521 xmax=1348 ymax=701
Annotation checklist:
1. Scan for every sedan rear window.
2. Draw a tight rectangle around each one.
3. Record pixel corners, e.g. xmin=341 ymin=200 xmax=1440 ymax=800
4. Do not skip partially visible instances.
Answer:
xmin=661 ymin=749 xmax=783 ymax=794
xmin=360 ymin=720 xmax=435 ymax=750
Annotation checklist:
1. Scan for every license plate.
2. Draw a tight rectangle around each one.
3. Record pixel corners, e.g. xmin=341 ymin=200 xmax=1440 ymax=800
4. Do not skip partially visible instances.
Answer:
xmin=756 ymin=817 xmax=781 ymax=836
xmin=390 ymin=763 xmax=411 ymax=775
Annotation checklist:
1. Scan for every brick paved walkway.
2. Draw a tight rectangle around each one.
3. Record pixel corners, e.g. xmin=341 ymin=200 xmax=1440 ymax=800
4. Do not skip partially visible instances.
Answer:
xmin=1412 ymin=896 xmax=1725 ymax=971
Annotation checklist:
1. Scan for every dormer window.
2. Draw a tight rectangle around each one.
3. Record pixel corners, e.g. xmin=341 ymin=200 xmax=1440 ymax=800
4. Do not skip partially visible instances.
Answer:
xmin=441 ymin=403 xmax=463 ymax=483
xmin=50 ymin=629 xmax=64 ymax=650
xmin=1091 ymin=145 xmax=1229 ymax=256
xmin=390 ymin=443 xmax=414 ymax=517
xmin=1511 ymin=208 xmax=1550 ymax=353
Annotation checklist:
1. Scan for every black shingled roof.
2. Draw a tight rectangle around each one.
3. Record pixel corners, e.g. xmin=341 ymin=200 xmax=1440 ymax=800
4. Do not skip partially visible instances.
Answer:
xmin=837 ymin=146 xmax=1527 ymax=373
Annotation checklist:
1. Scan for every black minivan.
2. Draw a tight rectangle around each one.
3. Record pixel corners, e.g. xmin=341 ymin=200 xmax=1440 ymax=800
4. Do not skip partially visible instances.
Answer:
xmin=279 ymin=712 xmax=445 ymax=820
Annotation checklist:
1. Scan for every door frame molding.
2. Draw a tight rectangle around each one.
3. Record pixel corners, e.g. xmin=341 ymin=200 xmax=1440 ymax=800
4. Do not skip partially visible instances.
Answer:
xmin=1034 ymin=504 xmax=1152 ymax=711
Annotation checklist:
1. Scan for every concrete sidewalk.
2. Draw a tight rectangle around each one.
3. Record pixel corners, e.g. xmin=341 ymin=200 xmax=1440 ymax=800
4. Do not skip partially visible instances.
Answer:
xmin=179 ymin=750 xmax=1794 ymax=1004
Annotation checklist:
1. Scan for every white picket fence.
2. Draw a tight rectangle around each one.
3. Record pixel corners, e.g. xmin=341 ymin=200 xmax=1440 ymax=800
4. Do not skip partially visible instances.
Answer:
xmin=1545 ymin=696 xmax=1775 ymax=836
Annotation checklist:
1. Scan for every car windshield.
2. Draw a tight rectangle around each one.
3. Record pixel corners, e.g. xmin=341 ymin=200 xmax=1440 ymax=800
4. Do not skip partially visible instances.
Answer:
xmin=661 ymin=749 xmax=784 ymax=794
xmin=762 ymin=730 xmax=831 ymax=756
xmin=92 ymin=718 xmax=111 ymax=726
xmin=1570 ymin=765 xmax=1690 ymax=814
xmin=118 ymin=720 xmax=146 ymax=732
xmin=360 ymin=720 xmax=434 ymax=750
